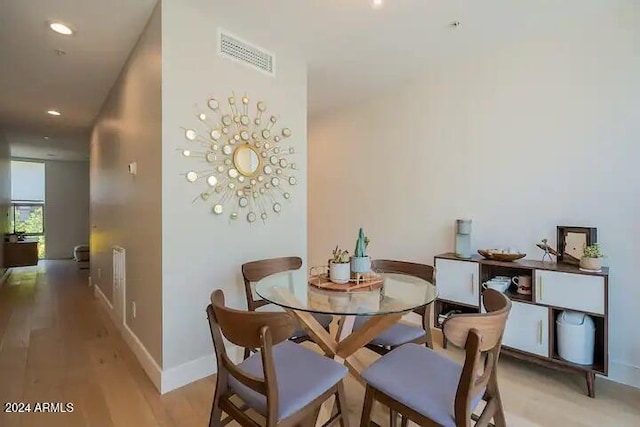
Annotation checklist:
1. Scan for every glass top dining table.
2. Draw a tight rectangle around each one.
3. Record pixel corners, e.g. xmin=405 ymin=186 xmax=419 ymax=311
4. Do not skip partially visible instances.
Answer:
xmin=255 ymin=270 xmax=438 ymax=316
xmin=255 ymin=268 xmax=437 ymax=427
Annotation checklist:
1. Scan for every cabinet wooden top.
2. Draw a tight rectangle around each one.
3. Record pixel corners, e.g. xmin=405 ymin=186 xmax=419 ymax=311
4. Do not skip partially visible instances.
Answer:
xmin=434 ymin=252 xmax=609 ymax=277
xmin=4 ymin=241 xmax=39 ymax=246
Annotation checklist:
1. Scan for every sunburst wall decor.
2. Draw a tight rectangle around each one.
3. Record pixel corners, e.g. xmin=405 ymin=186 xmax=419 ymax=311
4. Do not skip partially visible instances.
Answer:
xmin=179 ymin=93 xmax=297 ymax=223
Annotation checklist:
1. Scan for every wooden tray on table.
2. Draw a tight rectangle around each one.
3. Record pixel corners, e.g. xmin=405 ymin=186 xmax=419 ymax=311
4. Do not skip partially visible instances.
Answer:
xmin=308 ymin=272 xmax=383 ymax=292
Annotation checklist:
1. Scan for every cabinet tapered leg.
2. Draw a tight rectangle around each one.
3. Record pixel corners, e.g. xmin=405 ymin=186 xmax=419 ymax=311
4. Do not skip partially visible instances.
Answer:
xmin=586 ymin=371 xmax=596 ymax=398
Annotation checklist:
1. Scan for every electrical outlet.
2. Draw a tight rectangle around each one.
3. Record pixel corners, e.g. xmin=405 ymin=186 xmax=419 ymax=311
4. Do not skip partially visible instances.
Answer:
xmin=97 ymin=267 xmax=102 ymax=280
xmin=132 ymin=301 xmax=137 ymax=319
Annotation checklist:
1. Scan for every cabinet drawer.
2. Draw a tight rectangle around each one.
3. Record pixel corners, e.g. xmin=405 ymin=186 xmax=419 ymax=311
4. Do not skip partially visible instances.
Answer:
xmin=435 ymin=259 xmax=479 ymax=307
xmin=536 ymin=270 xmax=605 ymax=315
xmin=503 ymin=302 xmax=549 ymax=357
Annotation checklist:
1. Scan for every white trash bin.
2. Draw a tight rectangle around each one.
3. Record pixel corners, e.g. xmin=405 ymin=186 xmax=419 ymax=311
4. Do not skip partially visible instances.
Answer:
xmin=556 ymin=311 xmax=595 ymax=365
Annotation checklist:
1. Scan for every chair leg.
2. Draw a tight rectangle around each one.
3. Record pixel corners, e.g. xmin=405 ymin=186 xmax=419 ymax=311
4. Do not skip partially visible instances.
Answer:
xmin=360 ymin=385 xmax=375 ymax=427
xmin=389 ymin=410 xmax=398 ymax=427
xmin=424 ymin=331 xmax=433 ymax=350
xmin=209 ymin=393 xmax=223 ymax=427
xmin=487 ymin=372 xmax=506 ymax=427
xmin=491 ymin=394 xmax=507 ymax=427
xmin=336 ymin=381 xmax=350 ymax=427
xmin=400 ymin=416 xmax=408 ymax=427
xmin=423 ymin=304 xmax=434 ymax=349
xmin=301 ymin=406 xmax=322 ymax=427
xmin=210 ymin=370 xmax=229 ymax=427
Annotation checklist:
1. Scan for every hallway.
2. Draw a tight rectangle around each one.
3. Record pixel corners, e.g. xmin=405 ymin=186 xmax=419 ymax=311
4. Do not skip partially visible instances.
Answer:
xmin=1 ymin=262 xmax=639 ymax=427
xmin=0 ymin=261 xmax=214 ymax=427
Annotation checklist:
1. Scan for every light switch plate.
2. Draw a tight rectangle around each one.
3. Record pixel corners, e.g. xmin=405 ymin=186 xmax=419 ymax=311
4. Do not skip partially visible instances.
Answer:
xmin=128 ymin=162 xmax=137 ymax=175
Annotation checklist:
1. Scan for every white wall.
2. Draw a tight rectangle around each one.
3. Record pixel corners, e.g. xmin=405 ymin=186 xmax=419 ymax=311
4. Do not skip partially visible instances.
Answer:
xmin=90 ymin=4 xmax=163 ymax=365
xmin=45 ymin=160 xmax=89 ymax=259
xmin=161 ymin=0 xmax=307 ymax=379
xmin=309 ymin=13 xmax=640 ymax=386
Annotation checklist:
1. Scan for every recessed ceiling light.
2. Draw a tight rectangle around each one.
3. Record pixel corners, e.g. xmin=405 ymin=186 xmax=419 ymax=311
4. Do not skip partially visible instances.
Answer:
xmin=43 ymin=136 xmax=49 ymax=140
xmin=372 ymin=0 xmax=383 ymax=9
xmin=49 ymin=22 xmax=74 ymax=36
xmin=47 ymin=110 xmax=61 ymax=116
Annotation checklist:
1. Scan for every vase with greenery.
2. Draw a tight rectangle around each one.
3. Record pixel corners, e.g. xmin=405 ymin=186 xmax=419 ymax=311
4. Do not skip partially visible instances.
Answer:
xmin=350 ymin=228 xmax=371 ymax=274
xmin=580 ymin=243 xmax=604 ymax=271
xmin=329 ymin=246 xmax=350 ymax=284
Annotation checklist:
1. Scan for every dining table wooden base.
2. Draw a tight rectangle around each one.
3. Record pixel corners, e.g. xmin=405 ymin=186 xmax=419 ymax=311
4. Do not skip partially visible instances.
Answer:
xmin=284 ymin=307 xmax=404 ymax=427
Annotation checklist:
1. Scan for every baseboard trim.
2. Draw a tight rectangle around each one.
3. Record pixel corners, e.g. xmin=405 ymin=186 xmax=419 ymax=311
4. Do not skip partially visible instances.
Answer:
xmin=123 ymin=322 xmax=162 ymax=392
xmin=94 ymin=283 xmax=113 ymax=310
xmin=161 ymin=354 xmax=216 ymax=394
xmin=0 ymin=268 xmax=10 ymax=287
xmin=94 ymin=285 xmax=162 ymax=392
xmin=160 ymin=344 xmax=243 ymax=394
xmin=608 ymin=360 xmax=640 ymax=389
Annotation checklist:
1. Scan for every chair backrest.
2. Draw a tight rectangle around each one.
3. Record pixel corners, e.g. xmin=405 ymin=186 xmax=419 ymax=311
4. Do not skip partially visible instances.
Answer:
xmin=242 ymin=257 xmax=303 ymax=311
xmin=372 ymin=259 xmax=434 ymax=317
xmin=442 ymin=289 xmax=511 ymax=425
xmin=371 ymin=259 xmax=433 ymax=282
xmin=207 ymin=289 xmax=296 ymax=421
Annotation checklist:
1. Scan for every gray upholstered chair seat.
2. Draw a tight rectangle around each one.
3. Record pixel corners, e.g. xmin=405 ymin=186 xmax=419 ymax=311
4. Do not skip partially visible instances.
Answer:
xmin=354 ymin=315 xmax=426 ymax=347
xmin=291 ymin=313 xmax=332 ymax=338
xmin=362 ymin=343 xmax=484 ymax=427
xmin=229 ymin=340 xmax=347 ymax=420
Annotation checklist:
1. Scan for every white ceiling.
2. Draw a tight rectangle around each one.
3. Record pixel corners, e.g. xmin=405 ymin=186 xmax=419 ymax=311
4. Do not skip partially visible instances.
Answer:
xmin=0 ymin=0 xmax=157 ymax=161
xmin=221 ymin=0 xmax=621 ymax=115
xmin=0 ymin=0 xmax=627 ymax=160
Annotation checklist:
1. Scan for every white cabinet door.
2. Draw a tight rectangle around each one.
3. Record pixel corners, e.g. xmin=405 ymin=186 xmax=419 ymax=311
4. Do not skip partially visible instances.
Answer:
xmin=536 ymin=270 xmax=605 ymax=315
xmin=503 ymin=302 xmax=549 ymax=357
xmin=435 ymin=259 xmax=479 ymax=307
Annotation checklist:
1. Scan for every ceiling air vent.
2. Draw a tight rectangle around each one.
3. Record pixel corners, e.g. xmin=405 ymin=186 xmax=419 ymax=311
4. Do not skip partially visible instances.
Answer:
xmin=218 ymin=29 xmax=275 ymax=76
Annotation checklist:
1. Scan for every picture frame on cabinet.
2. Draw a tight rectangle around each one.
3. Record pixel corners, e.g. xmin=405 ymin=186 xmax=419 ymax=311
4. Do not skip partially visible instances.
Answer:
xmin=557 ymin=226 xmax=597 ymax=265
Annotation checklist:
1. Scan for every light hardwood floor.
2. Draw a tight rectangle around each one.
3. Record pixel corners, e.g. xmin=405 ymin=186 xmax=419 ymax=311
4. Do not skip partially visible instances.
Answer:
xmin=0 ymin=261 xmax=638 ymax=427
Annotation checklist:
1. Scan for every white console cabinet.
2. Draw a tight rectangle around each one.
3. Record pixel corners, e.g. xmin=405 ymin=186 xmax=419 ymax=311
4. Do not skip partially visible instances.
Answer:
xmin=434 ymin=253 xmax=608 ymax=398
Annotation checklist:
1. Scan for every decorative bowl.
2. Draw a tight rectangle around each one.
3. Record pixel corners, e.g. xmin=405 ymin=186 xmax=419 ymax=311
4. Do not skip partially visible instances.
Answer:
xmin=477 ymin=249 xmax=526 ymax=262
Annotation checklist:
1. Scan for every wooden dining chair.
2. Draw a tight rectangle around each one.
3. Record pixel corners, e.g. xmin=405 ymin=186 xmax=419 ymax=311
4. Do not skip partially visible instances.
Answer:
xmin=360 ymin=289 xmax=512 ymax=427
xmin=352 ymin=259 xmax=434 ymax=355
xmin=207 ymin=289 xmax=350 ymax=427
xmin=242 ymin=257 xmax=333 ymax=359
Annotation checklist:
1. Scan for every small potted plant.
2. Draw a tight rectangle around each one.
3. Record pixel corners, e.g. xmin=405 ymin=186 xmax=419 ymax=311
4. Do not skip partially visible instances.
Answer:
xmin=350 ymin=228 xmax=371 ymax=275
xmin=329 ymin=246 xmax=350 ymax=284
xmin=580 ymin=243 xmax=604 ymax=271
